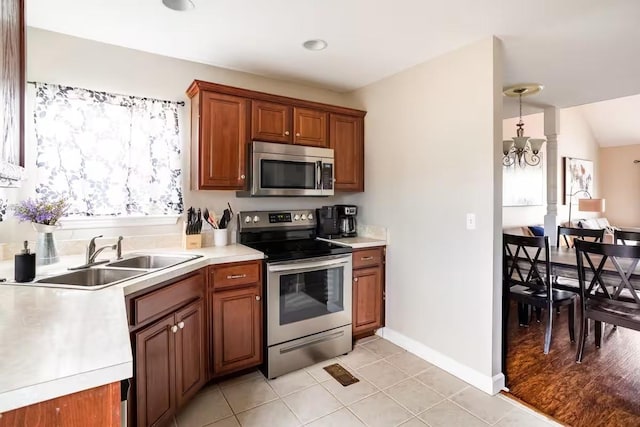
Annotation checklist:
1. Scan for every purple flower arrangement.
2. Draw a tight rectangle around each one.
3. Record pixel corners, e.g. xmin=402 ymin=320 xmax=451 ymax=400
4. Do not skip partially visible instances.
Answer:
xmin=13 ymin=197 xmax=69 ymax=226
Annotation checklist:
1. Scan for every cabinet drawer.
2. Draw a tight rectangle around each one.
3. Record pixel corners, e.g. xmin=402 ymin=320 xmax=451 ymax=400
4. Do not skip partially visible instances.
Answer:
xmin=210 ymin=261 xmax=261 ymax=291
xmin=134 ymin=272 xmax=204 ymax=326
xmin=352 ymin=247 xmax=384 ymax=269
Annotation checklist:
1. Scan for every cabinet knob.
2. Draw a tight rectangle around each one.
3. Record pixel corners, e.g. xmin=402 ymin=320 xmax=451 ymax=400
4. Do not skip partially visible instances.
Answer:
xmin=171 ymin=325 xmax=178 ymax=333
xmin=240 ymin=174 xmax=246 ymax=180
xmin=284 ymin=131 xmax=290 ymax=136
xmin=354 ymin=277 xmax=359 ymax=282
xmin=256 ymin=295 xmax=261 ymax=301
xmin=178 ymin=321 xmax=185 ymax=329
xmin=295 ymin=132 xmax=301 ymax=137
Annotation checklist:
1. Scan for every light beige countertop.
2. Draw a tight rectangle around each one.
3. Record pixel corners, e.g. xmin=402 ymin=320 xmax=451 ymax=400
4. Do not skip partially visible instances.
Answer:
xmin=0 ymin=244 xmax=263 ymax=414
xmin=318 ymin=236 xmax=387 ymax=249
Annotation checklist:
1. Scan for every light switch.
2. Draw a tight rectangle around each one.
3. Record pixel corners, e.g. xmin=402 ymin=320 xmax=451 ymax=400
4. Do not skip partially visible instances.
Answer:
xmin=466 ymin=213 xmax=476 ymax=230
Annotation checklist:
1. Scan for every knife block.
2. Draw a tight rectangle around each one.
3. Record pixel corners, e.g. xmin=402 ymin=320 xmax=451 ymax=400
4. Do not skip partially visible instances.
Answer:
xmin=182 ymin=221 xmax=202 ymax=249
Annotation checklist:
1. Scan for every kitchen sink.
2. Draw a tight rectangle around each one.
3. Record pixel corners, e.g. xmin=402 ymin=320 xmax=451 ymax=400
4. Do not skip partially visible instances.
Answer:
xmin=106 ymin=254 xmax=201 ymax=270
xmin=36 ymin=268 xmax=146 ymax=288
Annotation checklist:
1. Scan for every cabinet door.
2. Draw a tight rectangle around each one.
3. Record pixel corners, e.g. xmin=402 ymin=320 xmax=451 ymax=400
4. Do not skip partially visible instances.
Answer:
xmin=175 ymin=299 xmax=206 ymax=408
xmin=136 ymin=314 xmax=176 ymax=427
xmin=293 ymin=107 xmax=328 ymax=147
xmin=352 ymin=267 xmax=383 ymax=335
xmin=251 ymin=100 xmax=292 ymax=143
xmin=330 ymin=114 xmax=364 ymax=192
xmin=199 ymin=91 xmax=248 ymax=189
xmin=211 ymin=286 xmax=262 ymax=376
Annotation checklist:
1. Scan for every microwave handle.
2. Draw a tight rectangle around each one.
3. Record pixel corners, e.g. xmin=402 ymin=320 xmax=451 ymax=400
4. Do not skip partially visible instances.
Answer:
xmin=316 ymin=161 xmax=322 ymax=190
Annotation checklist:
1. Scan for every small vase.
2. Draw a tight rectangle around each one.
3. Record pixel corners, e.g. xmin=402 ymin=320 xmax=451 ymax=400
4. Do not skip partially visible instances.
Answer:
xmin=32 ymin=223 xmax=60 ymax=265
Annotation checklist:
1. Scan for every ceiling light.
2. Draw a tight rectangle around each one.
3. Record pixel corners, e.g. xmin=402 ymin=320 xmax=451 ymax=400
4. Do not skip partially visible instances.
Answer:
xmin=502 ymin=83 xmax=546 ymax=168
xmin=162 ymin=0 xmax=195 ymax=11
xmin=303 ymin=39 xmax=328 ymax=51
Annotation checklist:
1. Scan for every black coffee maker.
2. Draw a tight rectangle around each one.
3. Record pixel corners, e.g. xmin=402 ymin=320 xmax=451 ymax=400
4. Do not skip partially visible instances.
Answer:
xmin=316 ymin=206 xmax=341 ymax=238
xmin=336 ymin=205 xmax=358 ymax=237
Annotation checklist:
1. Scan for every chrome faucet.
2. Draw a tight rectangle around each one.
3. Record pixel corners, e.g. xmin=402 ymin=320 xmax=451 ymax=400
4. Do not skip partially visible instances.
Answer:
xmin=86 ymin=235 xmax=124 ymax=264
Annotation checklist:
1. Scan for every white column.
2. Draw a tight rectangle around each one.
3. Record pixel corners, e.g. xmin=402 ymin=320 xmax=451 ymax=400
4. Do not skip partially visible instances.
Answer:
xmin=544 ymin=107 xmax=560 ymax=246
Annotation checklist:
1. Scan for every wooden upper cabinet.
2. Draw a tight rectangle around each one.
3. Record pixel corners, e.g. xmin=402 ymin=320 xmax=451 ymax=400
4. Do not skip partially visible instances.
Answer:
xmin=251 ymin=100 xmax=292 ymax=143
xmin=195 ymin=91 xmax=248 ymax=190
xmin=174 ymin=299 xmax=206 ymax=408
xmin=330 ymin=114 xmax=364 ymax=192
xmin=293 ymin=107 xmax=328 ymax=147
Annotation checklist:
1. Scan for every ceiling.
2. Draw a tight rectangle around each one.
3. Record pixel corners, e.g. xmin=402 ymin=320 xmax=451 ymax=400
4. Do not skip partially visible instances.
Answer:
xmin=575 ymin=93 xmax=640 ymax=148
xmin=27 ymin=0 xmax=640 ymax=110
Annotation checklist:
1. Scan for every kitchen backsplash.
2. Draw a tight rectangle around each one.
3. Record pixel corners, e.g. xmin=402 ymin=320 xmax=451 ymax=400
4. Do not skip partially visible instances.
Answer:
xmin=0 ymin=223 xmax=388 ymax=261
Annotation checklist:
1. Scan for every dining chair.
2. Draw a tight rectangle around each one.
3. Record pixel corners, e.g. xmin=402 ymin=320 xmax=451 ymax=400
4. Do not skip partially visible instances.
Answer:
xmin=614 ymin=229 xmax=640 ymax=245
xmin=554 ymin=226 xmax=606 ymax=294
xmin=503 ymin=234 xmax=577 ymax=354
xmin=574 ymin=239 xmax=640 ymax=362
xmin=557 ymin=226 xmax=605 ymax=248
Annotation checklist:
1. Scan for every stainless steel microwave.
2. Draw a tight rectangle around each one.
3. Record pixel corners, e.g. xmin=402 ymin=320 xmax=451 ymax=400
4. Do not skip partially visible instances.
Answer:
xmin=237 ymin=141 xmax=335 ymax=197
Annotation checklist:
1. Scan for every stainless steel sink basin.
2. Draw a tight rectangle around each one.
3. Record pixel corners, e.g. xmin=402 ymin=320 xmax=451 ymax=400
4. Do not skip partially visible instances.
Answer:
xmin=36 ymin=268 xmax=146 ymax=288
xmin=106 ymin=254 xmax=201 ymax=270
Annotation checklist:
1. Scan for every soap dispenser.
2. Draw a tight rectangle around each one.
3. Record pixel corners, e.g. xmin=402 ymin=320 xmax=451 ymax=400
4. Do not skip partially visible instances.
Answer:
xmin=15 ymin=241 xmax=36 ymax=282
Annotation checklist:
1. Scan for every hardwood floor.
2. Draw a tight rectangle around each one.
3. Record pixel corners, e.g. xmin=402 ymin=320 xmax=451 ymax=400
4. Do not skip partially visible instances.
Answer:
xmin=505 ymin=302 xmax=640 ymax=426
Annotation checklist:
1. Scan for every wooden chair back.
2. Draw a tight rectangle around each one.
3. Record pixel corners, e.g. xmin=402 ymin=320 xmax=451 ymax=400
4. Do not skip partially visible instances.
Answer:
xmin=557 ymin=226 xmax=605 ymax=248
xmin=614 ymin=229 xmax=640 ymax=246
xmin=575 ymin=240 xmax=640 ymax=306
xmin=503 ymin=234 xmax=552 ymax=301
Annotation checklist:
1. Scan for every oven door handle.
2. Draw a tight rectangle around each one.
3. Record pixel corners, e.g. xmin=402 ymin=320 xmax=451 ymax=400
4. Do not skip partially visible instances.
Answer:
xmin=268 ymin=257 xmax=349 ymax=273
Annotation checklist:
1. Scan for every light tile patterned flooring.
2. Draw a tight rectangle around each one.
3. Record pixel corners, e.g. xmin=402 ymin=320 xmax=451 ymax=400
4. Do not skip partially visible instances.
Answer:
xmin=174 ymin=336 xmax=560 ymax=427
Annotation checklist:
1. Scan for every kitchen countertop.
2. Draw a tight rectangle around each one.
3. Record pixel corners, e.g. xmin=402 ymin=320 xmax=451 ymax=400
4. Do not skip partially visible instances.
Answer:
xmin=0 ymin=243 xmax=263 ymax=414
xmin=318 ymin=236 xmax=387 ymax=249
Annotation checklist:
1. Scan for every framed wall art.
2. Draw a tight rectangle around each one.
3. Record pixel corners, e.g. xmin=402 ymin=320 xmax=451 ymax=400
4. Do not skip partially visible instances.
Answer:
xmin=563 ymin=157 xmax=594 ymax=204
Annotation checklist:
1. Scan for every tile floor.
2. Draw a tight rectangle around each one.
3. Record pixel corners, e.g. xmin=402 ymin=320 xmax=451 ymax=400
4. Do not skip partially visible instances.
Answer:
xmin=175 ymin=336 xmax=560 ymax=427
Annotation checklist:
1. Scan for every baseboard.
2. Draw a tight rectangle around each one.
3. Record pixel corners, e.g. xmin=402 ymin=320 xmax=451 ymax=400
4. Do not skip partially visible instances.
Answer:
xmin=376 ymin=327 xmax=505 ymax=395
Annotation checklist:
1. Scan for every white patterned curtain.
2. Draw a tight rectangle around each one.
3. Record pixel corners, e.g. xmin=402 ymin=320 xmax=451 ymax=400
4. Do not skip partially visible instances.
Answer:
xmin=33 ymin=83 xmax=183 ymax=216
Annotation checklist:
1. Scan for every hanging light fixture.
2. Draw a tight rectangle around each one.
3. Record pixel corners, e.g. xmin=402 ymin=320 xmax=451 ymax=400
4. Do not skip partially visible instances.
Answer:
xmin=502 ymin=84 xmax=546 ymax=167
xmin=162 ymin=0 xmax=195 ymax=11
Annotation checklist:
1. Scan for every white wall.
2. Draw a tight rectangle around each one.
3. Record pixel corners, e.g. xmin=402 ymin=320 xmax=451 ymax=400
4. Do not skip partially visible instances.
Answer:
xmin=556 ymin=106 xmax=601 ymax=223
xmin=343 ymin=38 xmax=504 ymax=392
xmin=0 ymin=28 xmax=355 ymax=244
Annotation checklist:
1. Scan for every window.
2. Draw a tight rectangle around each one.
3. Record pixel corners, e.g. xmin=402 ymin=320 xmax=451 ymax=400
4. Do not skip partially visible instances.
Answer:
xmin=32 ymin=82 xmax=183 ymax=217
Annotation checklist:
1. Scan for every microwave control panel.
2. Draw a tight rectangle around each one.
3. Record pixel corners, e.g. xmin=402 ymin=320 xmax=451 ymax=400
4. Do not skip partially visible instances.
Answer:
xmin=321 ymin=164 xmax=334 ymax=190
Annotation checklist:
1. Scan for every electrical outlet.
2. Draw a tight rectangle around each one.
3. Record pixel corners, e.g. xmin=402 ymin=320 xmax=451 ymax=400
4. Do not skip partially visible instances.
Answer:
xmin=466 ymin=213 xmax=476 ymax=230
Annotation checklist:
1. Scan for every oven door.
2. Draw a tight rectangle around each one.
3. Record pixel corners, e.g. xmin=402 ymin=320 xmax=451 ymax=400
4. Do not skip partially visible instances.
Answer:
xmin=267 ymin=254 xmax=352 ymax=346
xmin=252 ymin=152 xmax=334 ymax=197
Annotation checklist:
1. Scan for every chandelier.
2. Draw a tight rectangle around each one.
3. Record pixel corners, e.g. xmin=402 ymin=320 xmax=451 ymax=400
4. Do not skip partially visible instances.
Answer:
xmin=502 ymin=84 xmax=546 ymax=167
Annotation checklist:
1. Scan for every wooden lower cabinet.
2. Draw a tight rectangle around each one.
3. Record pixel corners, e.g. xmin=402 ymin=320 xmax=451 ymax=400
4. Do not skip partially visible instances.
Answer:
xmin=175 ymin=300 xmax=207 ymax=407
xmin=210 ymin=285 xmax=262 ymax=377
xmin=352 ymin=247 xmax=386 ymax=338
xmin=208 ymin=261 xmax=263 ymax=378
xmin=0 ymin=382 xmax=120 ymax=427
xmin=135 ymin=314 xmax=176 ymax=427
xmin=135 ymin=299 xmax=206 ymax=427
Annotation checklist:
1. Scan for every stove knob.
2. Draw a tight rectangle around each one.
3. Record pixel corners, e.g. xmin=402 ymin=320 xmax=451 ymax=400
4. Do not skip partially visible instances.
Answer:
xmin=294 ymin=214 xmax=300 ymax=221
xmin=307 ymin=213 xmax=313 ymax=220
xmin=244 ymin=216 xmax=251 ymax=223
xmin=301 ymin=214 xmax=307 ymax=220
xmin=253 ymin=215 xmax=260 ymax=223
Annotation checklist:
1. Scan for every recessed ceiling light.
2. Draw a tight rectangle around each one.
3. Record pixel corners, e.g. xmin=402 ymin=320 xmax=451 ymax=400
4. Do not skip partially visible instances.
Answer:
xmin=162 ymin=0 xmax=195 ymax=11
xmin=303 ymin=39 xmax=328 ymax=51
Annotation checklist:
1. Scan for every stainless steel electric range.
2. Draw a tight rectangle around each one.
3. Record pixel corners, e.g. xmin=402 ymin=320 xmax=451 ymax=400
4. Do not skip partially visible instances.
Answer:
xmin=238 ymin=209 xmax=353 ymax=379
